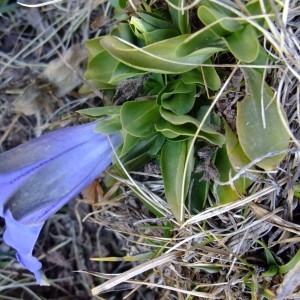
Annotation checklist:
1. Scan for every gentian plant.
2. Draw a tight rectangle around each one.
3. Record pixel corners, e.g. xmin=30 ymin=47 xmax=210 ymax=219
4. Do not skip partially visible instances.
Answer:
xmin=0 ymin=121 xmax=122 ymax=285
xmin=80 ymin=0 xmax=290 ymax=222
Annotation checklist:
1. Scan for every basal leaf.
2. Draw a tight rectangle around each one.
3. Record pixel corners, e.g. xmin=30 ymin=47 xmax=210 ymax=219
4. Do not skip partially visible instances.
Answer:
xmin=94 ymin=115 xmax=122 ymax=133
xmin=182 ymin=62 xmax=221 ymax=91
xmin=110 ymin=22 xmax=136 ymax=42
xmin=85 ymin=38 xmax=102 ymax=57
xmin=130 ymin=11 xmax=178 ymax=45
xmin=143 ymin=29 xmax=179 ymax=45
xmin=237 ymin=69 xmax=290 ymax=170
xmin=77 ymin=106 xmax=121 ymax=118
xmin=224 ymin=24 xmax=259 ymax=62
xmin=121 ymin=100 xmax=161 ymax=137
xmin=188 ymin=172 xmax=209 ymax=212
xmin=147 ymin=133 xmax=166 ymax=156
xmin=214 ymin=145 xmax=252 ymax=204
xmin=85 ymin=49 xmax=119 ymax=83
xmin=175 ymin=27 xmax=221 ymax=57
xmin=120 ymin=132 xmax=141 ymax=157
xmin=79 ymin=79 xmax=115 ymax=94
xmin=159 ymin=79 xmax=196 ymax=115
xmin=224 ymin=120 xmax=252 ymax=171
xmin=168 ymin=0 xmax=190 ymax=34
xmin=137 ymin=12 xmax=176 ymax=30
xmin=144 ymin=74 xmax=164 ymax=95
xmin=108 ymin=0 xmax=127 ymax=9
xmin=109 ymin=63 xmax=146 ymax=83
xmin=160 ymin=107 xmax=199 ymax=127
xmin=246 ymin=0 xmax=273 ymax=28
xmin=161 ymin=139 xmax=194 ymax=222
xmin=197 ymin=1 xmax=243 ymax=37
xmin=156 ymin=114 xmax=225 ymax=145
xmin=155 ymin=119 xmax=181 ymax=139
xmin=100 ymin=35 xmax=224 ymax=73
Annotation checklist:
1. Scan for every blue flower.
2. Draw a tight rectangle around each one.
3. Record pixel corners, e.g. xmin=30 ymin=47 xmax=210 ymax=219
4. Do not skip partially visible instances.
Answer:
xmin=0 ymin=122 xmax=122 ymax=285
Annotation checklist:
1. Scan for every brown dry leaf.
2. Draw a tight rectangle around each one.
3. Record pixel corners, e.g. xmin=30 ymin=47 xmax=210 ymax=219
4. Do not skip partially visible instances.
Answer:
xmin=13 ymin=85 xmax=51 ymax=116
xmin=90 ymin=15 xmax=114 ymax=30
xmin=43 ymin=44 xmax=88 ymax=97
xmin=81 ymin=180 xmax=104 ymax=204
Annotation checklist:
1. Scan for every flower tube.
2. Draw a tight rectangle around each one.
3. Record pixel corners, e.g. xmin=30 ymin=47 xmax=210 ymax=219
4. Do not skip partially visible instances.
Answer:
xmin=0 ymin=122 xmax=122 ymax=285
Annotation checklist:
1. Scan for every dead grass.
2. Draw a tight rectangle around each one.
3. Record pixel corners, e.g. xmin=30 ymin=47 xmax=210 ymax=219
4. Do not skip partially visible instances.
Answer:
xmin=0 ymin=0 xmax=299 ymax=299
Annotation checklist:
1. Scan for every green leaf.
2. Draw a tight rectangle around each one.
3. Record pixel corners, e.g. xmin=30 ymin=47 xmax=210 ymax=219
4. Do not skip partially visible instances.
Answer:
xmin=85 ymin=48 xmax=119 ymax=83
xmin=85 ymin=38 xmax=102 ymax=57
xmin=257 ymin=240 xmax=277 ymax=266
xmin=130 ymin=16 xmax=157 ymax=35
xmin=159 ymin=79 xmax=196 ymax=115
xmin=120 ymin=133 xmax=141 ymax=157
xmin=188 ymin=172 xmax=210 ymax=212
xmin=160 ymin=107 xmax=199 ymax=127
xmin=130 ymin=11 xmax=179 ymax=45
xmin=120 ymin=136 xmax=160 ymax=173
xmin=182 ymin=62 xmax=221 ymax=91
xmin=155 ymin=119 xmax=193 ymax=139
xmin=237 ymin=69 xmax=290 ymax=170
xmin=79 ymin=79 xmax=114 ymax=93
xmin=137 ymin=12 xmax=176 ymax=30
xmin=111 ymin=23 xmax=136 ymax=42
xmin=249 ymin=45 xmax=272 ymax=72
xmin=168 ymin=0 xmax=190 ymax=34
xmin=246 ymin=0 xmax=273 ymax=28
xmin=121 ymin=100 xmax=161 ymax=137
xmin=120 ymin=137 xmax=154 ymax=165
xmin=224 ymin=24 xmax=259 ymax=62
xmin=94 ymin=115 xmax=122 ymax=133
xmin=294 ymin=184 xmax=300 ymax=198
xmin=109 ymin=63 xmax=147 ymax=83
xmin=263 ymin=265 xmax=279 ymax=277
xmin=175 ymin=27 xmax=221 ymax=57
xmin=144 ymin=74 xmax=164 ymax=95
xmin=100 ymin=35 xmax=224 ymax=74
xmin=224 ymin=120 xmax=252 ymax=171
xmin=108 ymin=0 xmax=127 ymax=9
xmin=147 ymin=133 xmax=166 ymax=156
xmin=143 ymin=29 xmax=180 ymax=45
xmin=77 ymin=106 xmax=121 ymax=118
xmin=214 ymin=145 xmax=251 ymax=204
xmin=197 ymin=1 xmax=243 ymax=37
xmin=161 ymin=108 xmax=225 ymax=145
xmin=279 ymin=249 xmax=300 ymax=274
xmin=155 ymin=114 xmax=225 ymax=145
xmin=161 ymin=139 xmax=194 ymax=222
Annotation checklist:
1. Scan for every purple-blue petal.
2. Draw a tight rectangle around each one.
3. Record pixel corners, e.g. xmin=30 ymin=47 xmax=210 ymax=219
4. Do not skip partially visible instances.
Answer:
xmin=3 ymin=209 xmax=44 ymax=284
xmin=5 ymin=131 xmax=121 ymax=223
xmin=0 ymin=121 xmax=122 ymax=284
xmin=0 ymin=122 xmax=109 ymax=209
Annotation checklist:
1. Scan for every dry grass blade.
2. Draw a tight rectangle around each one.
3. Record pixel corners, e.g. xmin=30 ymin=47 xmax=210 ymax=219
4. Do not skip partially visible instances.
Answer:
xmin=250 ymin=203 xmax=300 ymax=235
xmin=276 ymin=261 xmax=300 ymax=299
xmin=181 ymin=180 xmax=283 ymax=227
xmin=91 ymin=251 xmax=182 ymax=296
xmin=17 ymin=0 xmax=63 ymax=7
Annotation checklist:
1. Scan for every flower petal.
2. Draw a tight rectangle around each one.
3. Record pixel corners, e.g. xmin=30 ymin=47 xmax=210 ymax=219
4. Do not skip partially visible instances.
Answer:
xmin=3 ymin=209 xmax=45 ymax=284
xmin=0 ymin=122 xmax=108 ymax=210
xmin=7 ymin=132 xmax=121 ymax=223
xmin=0 ymin=121 xmax=122 ymax=284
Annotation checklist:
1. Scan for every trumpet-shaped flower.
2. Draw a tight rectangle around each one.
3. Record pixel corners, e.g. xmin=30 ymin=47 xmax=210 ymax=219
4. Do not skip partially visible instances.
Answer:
xmin=0 ymin=122 xmax=122 ymax=285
